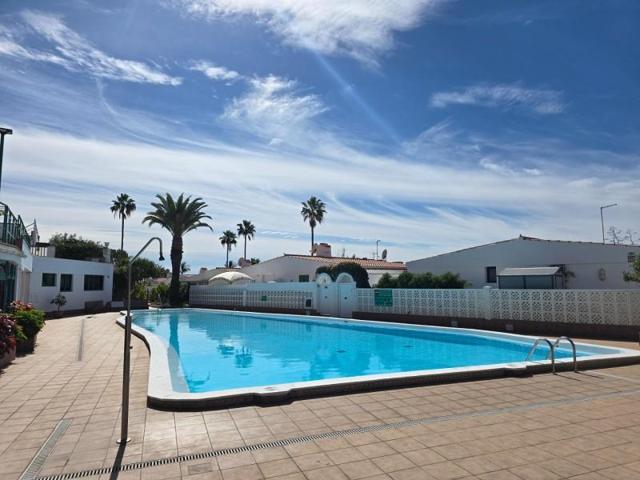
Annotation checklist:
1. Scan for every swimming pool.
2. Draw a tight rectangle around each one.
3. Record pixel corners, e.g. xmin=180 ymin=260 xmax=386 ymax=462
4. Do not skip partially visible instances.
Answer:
xmin=125 ymin=308 xmax=640 ymax=408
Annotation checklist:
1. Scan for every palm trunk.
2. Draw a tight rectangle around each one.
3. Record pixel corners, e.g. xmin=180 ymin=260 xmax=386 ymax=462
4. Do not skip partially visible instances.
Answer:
xmin=120 ymin=216 xmax=125 ymax=251
xmin=226 ymin=246 xmax=229 ymax=268
xmin=243 ymin=235 xmax=247 ymax=260
xmin=169 ymin=235 xmax=183 ymax=306
xmin=311 ymin=226 xmax=315 ymax=255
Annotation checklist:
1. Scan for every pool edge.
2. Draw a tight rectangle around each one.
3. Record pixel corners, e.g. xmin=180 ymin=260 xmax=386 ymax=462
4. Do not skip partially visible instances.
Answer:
xmin=117 ymin=309 xmax=640 ymax=411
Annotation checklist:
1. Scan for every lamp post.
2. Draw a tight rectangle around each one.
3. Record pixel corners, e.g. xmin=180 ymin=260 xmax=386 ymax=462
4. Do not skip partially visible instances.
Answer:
xmin=375 ymin=240 xmax=380 ymax=260
xmin=0 ymin=127 xmax=13 ymax=192
xmin=118 ymin=237 xmax=164 ymax=445
xmin=600 ymin=203 xmax=618 ymax=244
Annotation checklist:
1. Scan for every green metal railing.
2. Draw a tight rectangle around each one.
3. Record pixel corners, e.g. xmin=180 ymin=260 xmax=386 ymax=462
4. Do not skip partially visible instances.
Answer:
xmin=0 ymin=202 xmax=30 ymax=249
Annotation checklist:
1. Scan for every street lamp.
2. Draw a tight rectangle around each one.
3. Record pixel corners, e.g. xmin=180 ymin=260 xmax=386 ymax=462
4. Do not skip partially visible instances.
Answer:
xmin=118 ymin=237 xmax=164 ymax=444
xmin=376 ymin=240 xmax=380 ymax=260
xmin=600 ymin=203 xmax=618 ymax=244
xmin=0 ymin=127 xmax=13 ymax=192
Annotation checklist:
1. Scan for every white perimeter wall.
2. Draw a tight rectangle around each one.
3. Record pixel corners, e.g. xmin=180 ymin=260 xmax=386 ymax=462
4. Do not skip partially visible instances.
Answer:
xmin=29 ymin=256 xmax=114 ymax=312
xmin=407 ymin=239 xmax=640 ymax=289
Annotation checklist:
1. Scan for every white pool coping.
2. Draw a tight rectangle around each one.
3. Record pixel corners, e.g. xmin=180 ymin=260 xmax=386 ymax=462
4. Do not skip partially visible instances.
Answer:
xmin=118 ymin=308 xmax=640 ymax=410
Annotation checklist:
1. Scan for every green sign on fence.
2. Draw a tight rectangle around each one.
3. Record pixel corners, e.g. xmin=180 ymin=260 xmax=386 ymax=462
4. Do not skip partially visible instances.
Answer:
xmin=260 ymin=295 xmax=268 ymax=302
xmin=374 ymin=289 xmax=393 ymax=307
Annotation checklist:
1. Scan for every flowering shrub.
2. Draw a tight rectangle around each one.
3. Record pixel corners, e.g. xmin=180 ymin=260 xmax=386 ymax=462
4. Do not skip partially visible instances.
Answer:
xmin=0 ymin=314 xmax=17 ymax=356
xmin=9 ymin=300 xmax=34 ymax=312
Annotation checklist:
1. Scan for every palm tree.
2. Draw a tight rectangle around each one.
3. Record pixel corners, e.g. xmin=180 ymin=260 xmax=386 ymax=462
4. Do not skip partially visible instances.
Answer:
xmin=143 ymin=193 xmax=212 ymax=306
xmin=237 ymin=220 xmax=256 ymax=260
xmin=301 ymin=196 xmax=326 ymax=255
xmin=110 ymin=193 xmax=136 ymax=251
xmin=220 ymin=230 xmax=237 ymax=267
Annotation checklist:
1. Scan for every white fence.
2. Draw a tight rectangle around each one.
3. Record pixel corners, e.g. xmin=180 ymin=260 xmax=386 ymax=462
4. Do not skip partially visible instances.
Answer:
xmin=190 ymin=283 xmax=318 ymax=312
xmin=190 ymin=283 xmax=640 ymax=326
xmin=356 ymin=288 xmax=640 ymax=327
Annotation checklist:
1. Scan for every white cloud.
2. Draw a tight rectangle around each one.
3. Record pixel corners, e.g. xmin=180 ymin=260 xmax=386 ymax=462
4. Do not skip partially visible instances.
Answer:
xmin=189 ymin=60 xmax=241 ymax=82
xmin=431 ymin=83 xmax=565 ymax=114
xmin=222 ymin=74 xmax=327 ymax=139
xmin=0 ymin=11 xmax=181 ymax=85
xmin=169 ymin=0 xmax=441 ymax=65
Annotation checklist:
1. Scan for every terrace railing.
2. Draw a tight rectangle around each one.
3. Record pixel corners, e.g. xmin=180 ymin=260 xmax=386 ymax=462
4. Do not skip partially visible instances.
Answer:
xmin=0 ymin=202 xmax=30 ymax=249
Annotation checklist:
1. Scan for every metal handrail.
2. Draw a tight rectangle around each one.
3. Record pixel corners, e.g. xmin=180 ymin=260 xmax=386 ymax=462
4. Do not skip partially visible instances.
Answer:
xmin=0 ymin=202 xmax=31 ymax=248
xmin=525 ymin=337 xmax=556 ymax=374
xmin=550 ymin=336 xmax=578 ymax=372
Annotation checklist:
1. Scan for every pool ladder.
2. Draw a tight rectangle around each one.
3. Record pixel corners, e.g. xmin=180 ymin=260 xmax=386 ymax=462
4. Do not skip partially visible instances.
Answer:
xmin=525 ymin=336 xmax=577 ymax=374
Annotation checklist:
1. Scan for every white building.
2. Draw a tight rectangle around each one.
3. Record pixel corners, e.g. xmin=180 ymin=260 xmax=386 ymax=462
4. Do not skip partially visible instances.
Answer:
xmin=407 ymin=236 xmax=640 ymax=290
xmin=239 ymin=245 xmax=406 ymax=286
xmin=0 ymin=203 xmax=33 ymax=310
xmin=28 ymin=248 xmax=114 ymax=313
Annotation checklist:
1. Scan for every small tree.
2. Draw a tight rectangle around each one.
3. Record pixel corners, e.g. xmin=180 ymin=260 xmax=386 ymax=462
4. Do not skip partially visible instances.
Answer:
xmin=49 ymin=233 xmax=104 ymax=260
xmin=50 ymin=294 xmax=67 ymax=316
xmin=624 ymin=257 xmax=640 ymax=283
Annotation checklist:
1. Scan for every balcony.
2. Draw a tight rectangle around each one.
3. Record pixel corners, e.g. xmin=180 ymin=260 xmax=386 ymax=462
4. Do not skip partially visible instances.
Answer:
xmin=0 ymin=202 xmax=30 ymax=250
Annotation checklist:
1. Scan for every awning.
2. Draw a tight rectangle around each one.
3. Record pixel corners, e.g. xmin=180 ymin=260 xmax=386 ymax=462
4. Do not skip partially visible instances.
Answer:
xmin=498 ymin=266 xmax=561 ymax=276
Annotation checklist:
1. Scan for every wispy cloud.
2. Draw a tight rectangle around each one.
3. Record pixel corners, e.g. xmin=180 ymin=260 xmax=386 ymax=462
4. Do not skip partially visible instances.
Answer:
xmin=221 ymin=74 xmax=327 ymax=140
xmin=0 ymin=11 xmax=181 ymax=85
xmin=189 ymin=60 xmax=241 ymax=82
xmin=168 ymin=0 xmax=442 ymax=66
xmin=430 ymin=83 xmax=565 ymax=114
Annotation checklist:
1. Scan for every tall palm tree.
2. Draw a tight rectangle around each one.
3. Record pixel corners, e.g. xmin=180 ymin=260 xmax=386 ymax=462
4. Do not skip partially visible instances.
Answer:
xmin=110 ymin=193 xmax=136 ymax=252
xmin=220 ymin=230 xmax=237 ymax=267
xmin=236 ymin=220 xmax=256 ymax=260
xmin=143 ymin=193 xmax=212 ymax=306
xmin=301 ymin=196 xmax=326 ymax=255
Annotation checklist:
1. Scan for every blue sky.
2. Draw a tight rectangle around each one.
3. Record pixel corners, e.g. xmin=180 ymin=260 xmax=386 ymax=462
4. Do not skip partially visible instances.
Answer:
xmin=1 ymin=0 xmax=639 ymax=268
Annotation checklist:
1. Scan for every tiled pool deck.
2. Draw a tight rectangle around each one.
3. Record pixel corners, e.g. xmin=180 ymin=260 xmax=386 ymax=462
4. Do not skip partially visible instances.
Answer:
xmin=1 ymin=313 xmax=639 ymax=480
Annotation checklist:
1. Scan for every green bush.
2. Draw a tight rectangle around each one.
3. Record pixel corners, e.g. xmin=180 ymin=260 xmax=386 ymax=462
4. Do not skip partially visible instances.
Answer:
xmin=13 ymin=309 xmax=45 ymax=339
xmin=375 ymin=271 xmax=466 ymax=289
xmin=315 ymin=262 xmax=370 ymax=288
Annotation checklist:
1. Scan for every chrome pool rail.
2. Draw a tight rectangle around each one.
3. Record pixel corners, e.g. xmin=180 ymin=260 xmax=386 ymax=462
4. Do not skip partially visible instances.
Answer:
xmin=526 ymin=337 xmax=556 ymax=374
xmin=525 ymin=336 xmax=579 ymax=374
xmin=550 ymin=336 xmax=578 ymax=373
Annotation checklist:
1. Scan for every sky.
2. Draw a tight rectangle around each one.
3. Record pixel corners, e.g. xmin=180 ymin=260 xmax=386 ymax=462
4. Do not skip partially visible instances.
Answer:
xmin=1 ymin=0 xmax=639 ymax=270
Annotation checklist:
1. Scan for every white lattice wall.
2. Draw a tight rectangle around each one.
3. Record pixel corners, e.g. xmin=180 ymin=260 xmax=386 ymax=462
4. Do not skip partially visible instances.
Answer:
xmin=356 ymin=288 xmax=640 ymax=326
xmin=190 ymin=285 xmax=312 ymax=310
xmin=357 ymin=288 xmax=486 ymax=319
xmin=189 ymin=286 xmax=244 ymax=307
xmin=489 ymin=289 xmax=640 ymax=326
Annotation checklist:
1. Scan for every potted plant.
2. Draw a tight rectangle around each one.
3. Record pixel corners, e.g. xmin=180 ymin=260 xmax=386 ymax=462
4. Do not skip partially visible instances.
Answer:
xmin=51 ymin=293 xmax=68 ymax=317
xmin=0 ymin=314 xmax=17 ymax=369
xmin=10 ymin=301 xmax=45 ymax=354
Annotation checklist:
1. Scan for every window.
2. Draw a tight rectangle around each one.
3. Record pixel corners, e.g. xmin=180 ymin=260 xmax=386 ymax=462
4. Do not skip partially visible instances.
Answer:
xmin=41 ymin=273 xmax=56 ymax=287
xmin=485 ymin=266 xmax=497 ymax=283
xmin=60 ymin=274 xmax=73 ymax=292
xmin=298 ymin=274 xmax=310 ymax=283
xmin=84 ymin=275 xmax=104 ymax=291
xmin=628 ymin=253 xmax=637 ymax=264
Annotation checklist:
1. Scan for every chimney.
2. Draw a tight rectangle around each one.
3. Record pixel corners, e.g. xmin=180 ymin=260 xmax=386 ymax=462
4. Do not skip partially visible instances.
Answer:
xmin=200 ymin=267 xmax=208 ymax=274
xmin=315 ymin=243 xmax=332 ymax=258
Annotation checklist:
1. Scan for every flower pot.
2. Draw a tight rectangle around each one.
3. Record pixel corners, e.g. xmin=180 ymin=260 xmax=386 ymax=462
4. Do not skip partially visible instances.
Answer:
xmin=16 ymin=334 xmax=37 ymax=355
xmin=0 ymin=346 xmax=16 ymax=369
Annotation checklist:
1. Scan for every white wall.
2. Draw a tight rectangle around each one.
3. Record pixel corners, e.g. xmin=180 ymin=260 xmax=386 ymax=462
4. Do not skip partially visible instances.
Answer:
xmin=240 ymin=256 xmax=403 ymax=286
xmin=407 ymin=238 xmax=640 ymax=289
xmin=240 ymin=257 xmax=320 ymax=283
xmin=29 ymin=256 xmax=113 ymax=312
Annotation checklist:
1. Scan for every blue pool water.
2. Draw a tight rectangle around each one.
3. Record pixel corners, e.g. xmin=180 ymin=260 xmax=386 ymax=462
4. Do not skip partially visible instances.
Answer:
xmin=133 ymin=309 xmax=584 ymax=393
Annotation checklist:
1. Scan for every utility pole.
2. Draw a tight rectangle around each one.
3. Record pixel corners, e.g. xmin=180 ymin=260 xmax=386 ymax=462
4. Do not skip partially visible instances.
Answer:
xmin=600 ymin=204 xmax=618 ymax=244
xmin=0 ymin=127 xmax=14 ymax=192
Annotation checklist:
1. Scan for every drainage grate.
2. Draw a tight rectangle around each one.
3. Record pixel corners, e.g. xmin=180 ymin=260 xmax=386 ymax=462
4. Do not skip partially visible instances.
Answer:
xmin=20 ymin=419 xmax=71 ymax=480
xmin=76 ymin=318 xmax=86 ymax=362
xmin=34 ymin=386 xmax=640 ymax=480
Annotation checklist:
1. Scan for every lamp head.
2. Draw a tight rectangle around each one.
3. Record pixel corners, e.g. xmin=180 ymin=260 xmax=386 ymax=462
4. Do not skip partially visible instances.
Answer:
xmin=159 ymin=254 xmax=165 ymax=262
xmin=0 ymin=127 xmax=13 ymax=135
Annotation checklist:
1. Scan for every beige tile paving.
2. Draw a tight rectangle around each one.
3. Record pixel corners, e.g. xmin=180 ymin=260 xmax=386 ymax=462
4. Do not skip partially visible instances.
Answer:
xmin=0 ymin=313 xmax=640 ymax=480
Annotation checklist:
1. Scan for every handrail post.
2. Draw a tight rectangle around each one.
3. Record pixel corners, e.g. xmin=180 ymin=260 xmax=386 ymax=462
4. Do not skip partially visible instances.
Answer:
xmin=526 ymin=338 xmax=556 ymax=374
